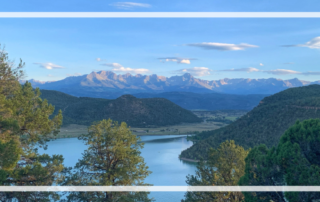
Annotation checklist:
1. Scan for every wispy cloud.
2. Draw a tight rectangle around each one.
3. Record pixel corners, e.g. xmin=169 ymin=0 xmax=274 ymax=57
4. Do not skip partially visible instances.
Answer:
xmin=186 ymin=42 xmax=258 ymax=51
xmin=34 ymin=62 xmax=65 ymax=70
xmin=222 ymin=67 xmax=260 ymax=73
xmin=301 ymin=71 xmax=320 ymax=76
xmin=110 ymin=2 xmax=151 ymax=9
xmin=263 ymin=69 xmax=301 ymax=75
xmin=283 ymin=36 xmax=320 ymax=49
xmin=47 ymin=74 xmax=55 ymax=77
xmin=100 ymin=62 xmax=150 ymax=74
xmin=158 ymin=57 xmax=196 ymax=64
xmin=259 ymin=63 xmax=264 ymax=66
xmin=112 ymin=67 xmax=150 ymax=74
xmin=263 ymin=69 xmax=320 ymax=76
xmin=220 ymin=67 xmax=320 ymax=76
xmin=66 ymin=73 xmax=82 ymax=77
xmin=176 ymin=67 xmax=212 ymax=77
xmin=101 ymin=63 xmax=123 ymax=68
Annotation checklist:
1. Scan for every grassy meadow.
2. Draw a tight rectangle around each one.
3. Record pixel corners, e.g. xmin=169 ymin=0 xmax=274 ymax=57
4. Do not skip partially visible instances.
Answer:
xmin=53 ymin=110 xmax=247 ymax=138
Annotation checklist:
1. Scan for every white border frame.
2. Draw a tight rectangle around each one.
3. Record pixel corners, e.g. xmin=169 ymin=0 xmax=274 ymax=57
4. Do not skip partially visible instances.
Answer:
xmin=1 ymin=186 xmax=320 ymax=192
xmin=0 ymin=11 xmax=319 ymax=192
xmin=0 ymin=12 xmax=320 ymax=18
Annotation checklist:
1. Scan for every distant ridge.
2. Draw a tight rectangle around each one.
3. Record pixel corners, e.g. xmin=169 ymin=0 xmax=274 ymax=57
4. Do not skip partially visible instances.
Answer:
xmin=21 ymin=71 xmax=320 ymax=98
xmin=133 ymin=92 xmax=267 ymax=111
xmin=39 ymin=89 xmax=202 ymax=127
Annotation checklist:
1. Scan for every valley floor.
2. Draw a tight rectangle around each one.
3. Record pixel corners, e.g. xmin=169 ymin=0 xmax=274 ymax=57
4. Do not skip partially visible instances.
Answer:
xmin=53 ymin=110 xmax=247 ymax=139
xmin=54 ymin=121 xmax=225 ymax=139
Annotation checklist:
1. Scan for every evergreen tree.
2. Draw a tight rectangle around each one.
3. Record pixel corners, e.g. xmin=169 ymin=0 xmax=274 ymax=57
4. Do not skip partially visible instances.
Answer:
xmin=0 ymin=45 xmax=64 ymax=201
xmin=239 ymin=119 xmax=320 ymax=202
xmin=0 ymin=46 xmax=24 ymax=97
xmin=183 ymin=140 xmax=249 ymax=202
xmin=65 ymin=119 xmax=153 ymax=202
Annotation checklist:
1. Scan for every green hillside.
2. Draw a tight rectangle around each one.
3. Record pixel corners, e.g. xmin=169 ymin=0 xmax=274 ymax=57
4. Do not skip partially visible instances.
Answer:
xmin=181 ymin=84 xmax=320 ymax=160
xmin=40 ymin=90 xmax=202 ymax=127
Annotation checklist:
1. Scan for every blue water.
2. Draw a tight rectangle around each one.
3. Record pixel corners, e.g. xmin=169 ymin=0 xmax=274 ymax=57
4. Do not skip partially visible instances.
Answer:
xmin=39 ymin=135 xmax=197 ymax=201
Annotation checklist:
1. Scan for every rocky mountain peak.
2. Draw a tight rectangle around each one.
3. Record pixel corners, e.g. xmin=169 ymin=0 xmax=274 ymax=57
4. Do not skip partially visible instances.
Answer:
xmin=24 ymin=71 xmax=319 ymax=96
xmin=182 ymin=73 xmax=193 ymax=79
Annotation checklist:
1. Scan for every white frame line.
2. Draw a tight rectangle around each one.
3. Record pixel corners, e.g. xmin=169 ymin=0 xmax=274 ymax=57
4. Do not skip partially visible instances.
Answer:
xmin=1 ymin=186 xmax=320 ymax=192
xmin=0 ymin=11 xmax=319 ymax=192
xmin=0 ymin=12 xmax=320 ymax=18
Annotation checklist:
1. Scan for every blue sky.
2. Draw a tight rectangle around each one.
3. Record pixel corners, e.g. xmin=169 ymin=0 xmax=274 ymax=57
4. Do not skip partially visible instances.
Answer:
xmin=1 ymin=1 xmax=320 ymax=81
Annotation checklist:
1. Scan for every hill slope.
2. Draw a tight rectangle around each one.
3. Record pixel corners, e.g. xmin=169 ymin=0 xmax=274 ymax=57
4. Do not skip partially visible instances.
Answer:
xmin=133 ymin=92 xmax=267 ymax=110
xmin=40 ymin=90 xmax=202 ymax=127
xmin=180 ymin=84 xmax=320 ymax=160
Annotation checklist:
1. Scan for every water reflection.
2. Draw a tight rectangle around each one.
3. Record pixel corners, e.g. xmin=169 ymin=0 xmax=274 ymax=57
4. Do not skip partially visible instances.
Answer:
xmin=141 ymin=137 xmax=186 ymax=143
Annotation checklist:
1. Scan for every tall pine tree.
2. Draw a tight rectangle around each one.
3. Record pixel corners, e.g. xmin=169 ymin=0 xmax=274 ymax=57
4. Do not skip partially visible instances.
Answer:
xmin=183 ymin=140 xmax=249 ymax=202
xmin=0 ymin=45 xmax=64 ymax=201
xmin=65 ymin=119 xmax=153 ymax=202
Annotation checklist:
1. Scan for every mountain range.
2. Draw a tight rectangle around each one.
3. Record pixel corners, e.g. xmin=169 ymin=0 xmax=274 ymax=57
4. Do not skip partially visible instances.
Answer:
xmin=23 ymin=71 xmax=320 ymax=99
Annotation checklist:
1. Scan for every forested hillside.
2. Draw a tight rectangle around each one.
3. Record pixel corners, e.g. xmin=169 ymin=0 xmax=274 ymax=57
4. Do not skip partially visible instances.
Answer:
xmin=40 ymin=90 xmax=201 ymax=127
xmin=181 ymin=84 xmax=320 ymax=160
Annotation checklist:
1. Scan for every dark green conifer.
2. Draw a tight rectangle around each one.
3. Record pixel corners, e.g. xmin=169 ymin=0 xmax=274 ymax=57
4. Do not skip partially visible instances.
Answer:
xmin=239 ymin=119 xmax=320 ymax=202
xmin=65 ymin=119 xmax=153 ymax=202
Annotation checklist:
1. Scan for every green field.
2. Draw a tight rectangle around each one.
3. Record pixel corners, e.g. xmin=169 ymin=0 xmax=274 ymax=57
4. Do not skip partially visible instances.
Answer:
xmin=191 ymin=110 xmax=248 ymax=119
xmin=53 ymin=110 xmax=247 ymax=138
xmin=54 ymin=122 xmax=222 ymax=138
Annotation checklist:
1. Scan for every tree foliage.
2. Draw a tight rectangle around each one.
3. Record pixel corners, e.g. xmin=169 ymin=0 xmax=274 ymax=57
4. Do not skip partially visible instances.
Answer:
xmin=0 ymin=45 xmax=64 ymax=201
xmin=183 ymin=140 xmax=249 ymax=202
xmin=0 ymin=46 xmax=24 ymax=96
xmin=239 ymin=119 xmax=320 ymax=202
xmin=65 ymin=119 xmax=153 ymax=202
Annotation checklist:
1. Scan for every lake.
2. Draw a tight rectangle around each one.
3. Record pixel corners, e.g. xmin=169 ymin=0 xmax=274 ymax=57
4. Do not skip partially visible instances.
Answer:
xmin=39 ymin=135 xmax=197 ymax=202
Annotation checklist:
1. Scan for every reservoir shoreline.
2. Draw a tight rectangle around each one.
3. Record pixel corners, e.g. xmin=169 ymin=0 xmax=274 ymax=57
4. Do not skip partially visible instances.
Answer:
xmin=53 ymin=133 xmax=194 ymax=139
xmin=179 ymin=157 xmax=200 ymax=163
